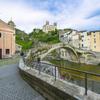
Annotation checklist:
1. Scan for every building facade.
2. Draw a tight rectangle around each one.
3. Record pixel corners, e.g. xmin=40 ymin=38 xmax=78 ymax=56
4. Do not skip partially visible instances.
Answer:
xmin=70 ymin=31 xmax=80 ymax=48
xmin=79 ymin=31 xmax=100 ymax=52
xmin=59 ymin=29 xmax=80 ymax=48
xmin=43 ymin=21 xmax=57 ymax=33
xmin=90 ymin=31 xmax=100 ymax=52
xmin=79 ymin=31 xmax=91 ymax=50
xmin=59 ymin=29 xmax=100 ymax=58
xmin=0 ymin=19 xmax=15 ymax=59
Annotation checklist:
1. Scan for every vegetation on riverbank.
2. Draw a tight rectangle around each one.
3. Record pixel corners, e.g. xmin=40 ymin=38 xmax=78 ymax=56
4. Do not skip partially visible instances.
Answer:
xmin=49 ymin=59 xmax=100 ymax=81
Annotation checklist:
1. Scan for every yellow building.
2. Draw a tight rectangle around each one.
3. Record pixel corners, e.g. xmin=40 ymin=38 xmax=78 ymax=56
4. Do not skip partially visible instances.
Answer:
xmin=79 ymin=31 xmax=100 ymax=52
xmin=90 ymin=31 xmax=100 ymax=52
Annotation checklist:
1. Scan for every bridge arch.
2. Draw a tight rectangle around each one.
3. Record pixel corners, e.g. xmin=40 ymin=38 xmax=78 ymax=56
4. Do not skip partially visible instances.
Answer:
xmin=39 ymin=44 xmax=79 ymax=61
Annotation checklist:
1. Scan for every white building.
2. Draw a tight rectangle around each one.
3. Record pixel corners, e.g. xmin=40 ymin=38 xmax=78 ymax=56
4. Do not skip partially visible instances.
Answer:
xmin=70 ymin=31 xmax=80 ymax=48
xmin=79 ymin=31 xmax=91 ymax=50
xmin=59 ymin=29 xmax=80 ymax=48
xmin=42 ymin=21 xmax=57 ymax=33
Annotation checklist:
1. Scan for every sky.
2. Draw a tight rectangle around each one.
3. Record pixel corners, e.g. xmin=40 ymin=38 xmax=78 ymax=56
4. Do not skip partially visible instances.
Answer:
xmin=0 ymin=0 xmax=100 ymax=33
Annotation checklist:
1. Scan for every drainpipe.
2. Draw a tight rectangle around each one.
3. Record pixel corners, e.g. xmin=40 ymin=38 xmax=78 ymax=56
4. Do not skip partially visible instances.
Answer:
xmin=3 ymin=33 xmax=5 ymax=58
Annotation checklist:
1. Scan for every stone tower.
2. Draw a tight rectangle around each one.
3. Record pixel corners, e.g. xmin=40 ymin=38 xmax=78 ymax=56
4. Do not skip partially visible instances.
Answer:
xmin=54 ymin=22 xmax=57 ymax=27
xmin=46 ymin=21 xmax=49 ymax=25
xmin=8 ymin=20 xmax=16 ymax=29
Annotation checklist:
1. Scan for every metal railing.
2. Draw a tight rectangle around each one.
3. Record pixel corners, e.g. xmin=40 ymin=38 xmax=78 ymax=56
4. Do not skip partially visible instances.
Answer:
xmin=55 ymin=65 xmax=100 ymax=95
xmin=25 ymin=60 xmax=100 ymax=95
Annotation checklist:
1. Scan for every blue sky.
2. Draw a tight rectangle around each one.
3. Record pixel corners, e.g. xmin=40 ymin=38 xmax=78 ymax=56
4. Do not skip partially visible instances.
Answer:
xmin=0 ymin=0 xmax=100 ymax=33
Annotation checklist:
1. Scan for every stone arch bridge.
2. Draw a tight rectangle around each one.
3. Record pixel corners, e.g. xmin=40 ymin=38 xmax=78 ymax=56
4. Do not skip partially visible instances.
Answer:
xmin=39 ymin=43 xmax=78 ymax=60
xmin=27 ymin=43 xmax=95 ymax=62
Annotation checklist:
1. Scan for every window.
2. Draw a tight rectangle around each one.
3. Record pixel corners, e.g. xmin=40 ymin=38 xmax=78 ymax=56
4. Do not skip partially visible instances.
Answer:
xmin=6 ymin=49 xmax=10 ymax=54
xmin=81 ymin=35 xmax=84 ymax=38
xmin=94 ymin=41 xmax=96 ymax=43
xmin=0 ymin=33 xmax=1 ymax=37
xmin=94 ymin=38 xmax=96 ymax=43
xmin=87 ymin=32 xmax=91 ymax=35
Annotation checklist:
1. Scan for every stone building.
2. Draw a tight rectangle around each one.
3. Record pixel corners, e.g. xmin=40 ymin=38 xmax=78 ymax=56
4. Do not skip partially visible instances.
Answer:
xmin=42 ymin=21 xmax=57 ymax=33
xmin=0 ymin=19 xmax=16 ymax=59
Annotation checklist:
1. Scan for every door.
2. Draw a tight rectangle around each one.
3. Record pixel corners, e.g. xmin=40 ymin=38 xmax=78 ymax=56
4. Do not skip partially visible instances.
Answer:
xmin=0 ymin=49 xmax=2 ymax=59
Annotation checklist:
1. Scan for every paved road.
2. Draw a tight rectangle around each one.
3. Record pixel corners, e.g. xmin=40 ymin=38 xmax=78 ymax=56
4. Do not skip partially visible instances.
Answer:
xmin=0 ymin=64 xmax=45 ymax=100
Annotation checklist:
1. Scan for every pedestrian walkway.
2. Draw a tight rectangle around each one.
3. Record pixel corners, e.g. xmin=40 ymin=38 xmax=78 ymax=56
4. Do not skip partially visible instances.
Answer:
xmin=0 ymin=64 xmax=45 ymax=100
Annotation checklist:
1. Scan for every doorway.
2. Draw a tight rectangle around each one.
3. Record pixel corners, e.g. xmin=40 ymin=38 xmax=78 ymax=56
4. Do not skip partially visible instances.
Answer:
xmin=0 ymin=49 xmax=2 ymax=59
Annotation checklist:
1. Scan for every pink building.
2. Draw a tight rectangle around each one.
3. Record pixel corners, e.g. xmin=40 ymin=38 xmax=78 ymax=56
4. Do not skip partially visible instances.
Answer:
xmin=0 ymin=19 xmax=15 ymax=59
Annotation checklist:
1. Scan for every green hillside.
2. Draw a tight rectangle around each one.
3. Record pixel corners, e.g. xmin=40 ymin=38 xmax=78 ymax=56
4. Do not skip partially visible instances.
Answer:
xmin=29 ymin=29 xmax=60 ymax=44
xmin=15 ymin=28 xmax=33 ymax=50
xmin=15 ymin=28 xmax=60 ymax=50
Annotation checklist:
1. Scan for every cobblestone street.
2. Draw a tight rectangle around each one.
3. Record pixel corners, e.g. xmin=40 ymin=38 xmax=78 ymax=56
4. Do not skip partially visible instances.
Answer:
xmin=0 ymin=64 xmax=45 ymax=100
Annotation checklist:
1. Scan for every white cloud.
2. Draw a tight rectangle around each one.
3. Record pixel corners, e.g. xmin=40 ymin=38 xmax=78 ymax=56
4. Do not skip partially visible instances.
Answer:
xmin=0 ymin=1 xmax=55 ymax=32
xmin=0 ymin=0 xmax=100 ymax=33
xmin=55 ymin=0 xmax=100 ymax=30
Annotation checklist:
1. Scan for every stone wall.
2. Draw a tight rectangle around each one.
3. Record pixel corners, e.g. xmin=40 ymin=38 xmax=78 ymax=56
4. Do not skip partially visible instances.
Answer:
xmin=19 ymin=68 xmax=77 ymax=100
